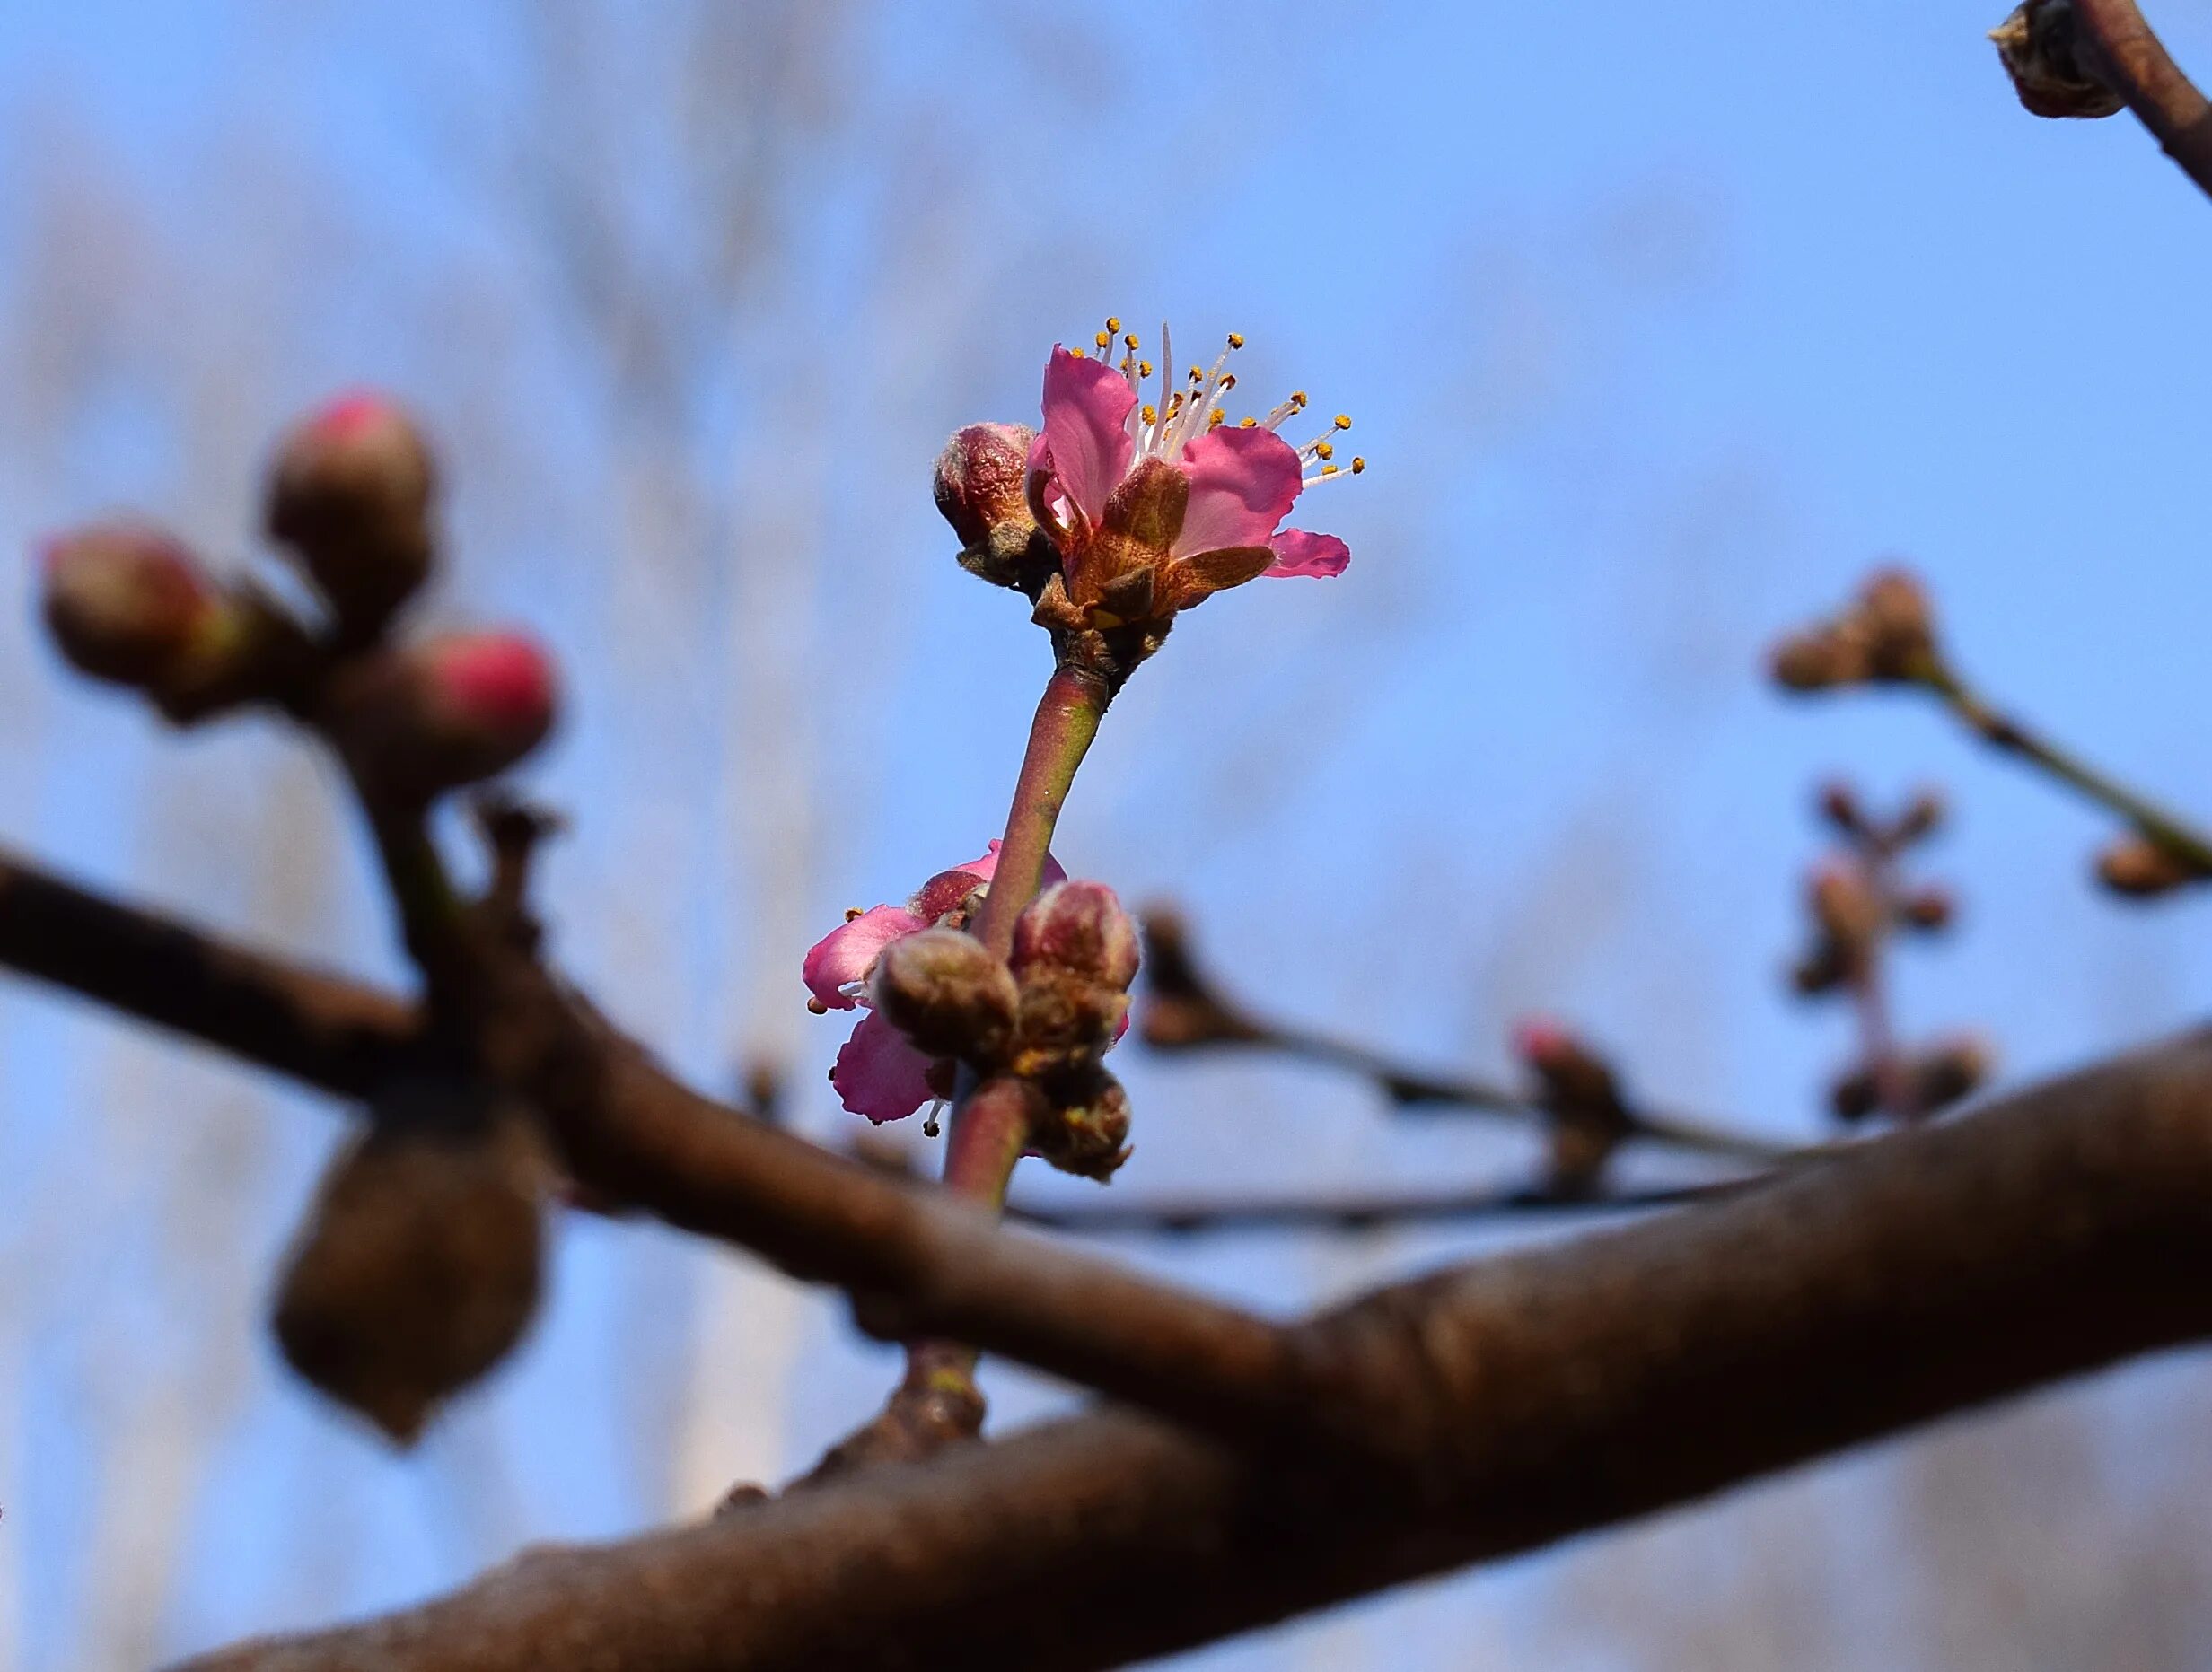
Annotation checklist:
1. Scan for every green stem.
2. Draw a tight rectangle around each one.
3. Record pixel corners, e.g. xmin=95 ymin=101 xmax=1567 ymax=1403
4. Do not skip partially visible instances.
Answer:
xmin=972 ymin=663 xmax=1108 ymax=959
xmin=1922 ymin=668 xmax=2212 ymax=873
xmin=908 ymin=1075 xmax=1038 ymax=1396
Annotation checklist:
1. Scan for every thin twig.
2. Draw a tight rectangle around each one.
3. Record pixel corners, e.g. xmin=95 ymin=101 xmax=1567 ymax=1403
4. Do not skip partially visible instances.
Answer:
xmin=1010 ymin=1177 xmax=1752 ymax=1235
xmin=2075 ymin=0 xmax=2212 ymax=200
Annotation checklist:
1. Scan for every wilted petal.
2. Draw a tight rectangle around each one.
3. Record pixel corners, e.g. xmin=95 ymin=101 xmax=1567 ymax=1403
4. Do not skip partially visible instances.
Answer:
xmin=1172 ymin=426 xmax=1302 ymax=558
xmin=1039 ymin=347 xmax=1136 ymax=525
xmin=803 ymin=905 xmax=925 ymax=1011
xmin=831 ymin=1011 xmax=940 ymax=1124
xmin=1263 ymin=529 xmax=1351 ymax=578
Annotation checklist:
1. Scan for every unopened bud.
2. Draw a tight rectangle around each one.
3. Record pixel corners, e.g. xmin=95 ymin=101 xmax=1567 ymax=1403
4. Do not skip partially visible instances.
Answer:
xmin=1912 ymin=1035 xmax=1992 ymax=1116
xmin=40 ymin=523 xmax=225 ymax=691
xmin=1133 ymin=907 xmax=1265 ymax=1049
xmin=1809 ymin=862 xmax=1883 ymax=950
xmin=1011 ymin=880 xmax=1141 ymax=988
xmin=267 ymin=391 xmax=435 ymax=632
xmin=1032 ymin=1071 xmax=1132 ymax=1181
xmin=1769 ymin=629 xmax=1866 ymax=693
xmin=871 ymin=927 xmax=1019 ymax=1063
xmin=1829 ymin=1064 xmax=1883 ymax=1124
xmin=934 ymin=423 xmax=1037 ymax=549
xmin=1817 ymin=780 xmax=1865 ymax=836
xmin=1892 ymin=788 xmax=1947 ymax=845
xmin=1513 ymin=1017 xmax=1623 ymax=1115
xmin=2096 ymin=833 xmax=2205 ymax=898
xmin=327 ymin=631 xmax=557 ymax=803
xmin=1897 ymin=886 xmax=1955 ymax=932
xmin=1990 ymin=0 xmax=2123 ymax=119
xmin=910 ymin=866 xmax=990 ymax=925
xmin=1855 ymin=568 xmax=1940 ymax=679
xmin=273 ymin=1102 xmax=544 ymax=1443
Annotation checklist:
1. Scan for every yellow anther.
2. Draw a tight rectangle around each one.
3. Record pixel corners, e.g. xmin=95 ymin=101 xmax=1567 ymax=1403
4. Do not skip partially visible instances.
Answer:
xmin=1351 ymin=457 xmax=1366 ymax=473
xmin=1239 ymin=416 xmax=1258 ymax=427
xmin=1070 ymin=347 xmax=1086 ymax=359
xmin=1226 ymin=332 xmax=1245 ymax=349
xmin=1141 ymin=404 xmax=1158 ymax=424
xmin=1333 ymin=414 xmax=1352 ymax=430
xmin=1105 ymin=316 xmax=1121 ymax=332
xmin=1314 ymin=441 xmax=1334 ymax=460
xmin=1189 ymin=365 xmax=1203 ymax=381
xmin=1095 ymin=331 xmax=1111 ymax=349
xmin=1292 ymin=390 xmax=1309 ymax=407
xmin=844 ymin=906 xmax=865 ymax=922
xmin=1124 ymin=333 xmax=1138 ymax=350
xmin=1208 ymin=407 xmax=1226 ymax=425
xmin=1138 ymin=360 xmax=1154 ymax=377
xmin=1321 ymin=463 xmax=1339 ymax=476
xmin=1219 ymin=373 xmax=1237 ymax=390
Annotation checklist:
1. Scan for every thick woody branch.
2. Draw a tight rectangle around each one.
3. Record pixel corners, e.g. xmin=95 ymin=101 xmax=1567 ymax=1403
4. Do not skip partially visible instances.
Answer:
xmin=188 ymin=1028 xmax=2212 ymax=1671
xmin=0 ymin=843 xmax=1308 ymax=1449
xmin=2076 ymin=0 xmax=2212 ymax=199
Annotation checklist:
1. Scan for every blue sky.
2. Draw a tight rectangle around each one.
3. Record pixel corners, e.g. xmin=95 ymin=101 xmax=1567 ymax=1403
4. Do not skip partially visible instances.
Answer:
xmin=5 ymin=2 xmax=2212 ymax=1666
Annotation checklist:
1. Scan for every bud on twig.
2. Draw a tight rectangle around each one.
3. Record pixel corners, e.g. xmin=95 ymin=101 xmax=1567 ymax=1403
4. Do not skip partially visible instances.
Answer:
xmin=1990 ymin=0 xmax=2124 ymax=119
xmin=935 ymin=423 xmax=1052 ymax=591
xmin=871 ymin=928 xmax=1020 ymax=1064
xmin=1134 ymin=907 xmax=1266 ymax=1049
xmin=1897 ymin=886 xmax=1955 ymax=932
xmin=273 ymin=1099 xmax=546 ymax=1442
xmin=267 ymin=391 xmax=436 ymax=635
xmin=324 ymin=632 xmax=557 ymax=804
xmin=40 ymin=523 xmax=226 ymax=693
xmin=2095 ymin=832 xmax=2205 ymax=898
xmin=1011 ymin=880 xmax=1142 ymax=988
xmin=1030 ymin=1069 xmax=1133 ymax=1182
xmin=1513 ymin=1018 xmax=1633 ymax=1196
xmin=1768 ymin=567 xmax=1942 ymax=694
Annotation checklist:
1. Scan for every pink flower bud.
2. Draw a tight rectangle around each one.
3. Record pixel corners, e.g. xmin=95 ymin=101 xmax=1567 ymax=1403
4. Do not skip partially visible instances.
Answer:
xmin=267 ymin=390 xmax=435 ymax=631
xmin=870 ymin=928 xmax=1020 ymax=1064
xmin=329 ymin=631 xmax=557 ymax=803
xmin=40 ymin=522 xmax=223 ymax=690
xmin=933 ymin=422 xmax=1038 ymax=550
xmin=1010 ymin=880 xmax=1140 ymax=989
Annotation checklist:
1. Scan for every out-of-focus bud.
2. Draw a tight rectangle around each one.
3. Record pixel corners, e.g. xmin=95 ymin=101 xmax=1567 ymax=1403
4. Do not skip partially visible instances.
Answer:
xmin=1513 ymin=1018 xmax=1631 ymax=1195
xmin=1769 ymin=567 xmax=1943 ymax=695
xmin=1829 ymin=1064 xmax=1883 ymax=1125
xmin=1897 ymin=886 xmax=1955 ymax=932
xmin=273 ymin=1100 xmax=545 ymax=1443
xmin=1892 ymin=788 xmax=1947 ymax=846
xmin=871 ymin=927 xmax=1020 ymax=1064
xmin=2095 ymin=832 xmax=2205 ymax=898
xmin=1791 ymin=942 xmax=1850 ymax=996
xmin=1011 ymin=880 xmax=1141 ymax=988
xmin=267 ymin=391 xmax=436 ymax=633
xmin=1817 ymin=780 xmax=1865 ymax=836
xmin=326 ymin=631 xmax=557 ymax=803
xmin=909 ymin=867 xmax=990 ymax=926
xmin=1857 ymin=568 xmax=1933 ymax=660
xmin=1911 ymin=1035 xmax=1992 ymax=1116
xmin=1809 ymin=861 xmax=1883 ymax=951
xmin=1031 ymin=1071 xmax=1132 ymax=1181
xmin=1769 ymin=629 xmax=1866 ymax=693
xmin=1133 ymin=907 xmax=1265 ymax=1050
xmin=40 ymin=523 xmax=226 ymax=691
xmin=935 ymin=423 xmax=1052 ymax=590
xmin=1990 ymin=0 xmax=2123 ymax=119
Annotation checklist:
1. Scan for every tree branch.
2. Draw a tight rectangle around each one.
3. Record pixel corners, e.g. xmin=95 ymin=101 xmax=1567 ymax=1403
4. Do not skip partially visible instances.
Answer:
xmin=2076 ymin=0 xmax=2212 ymax=200
xmin=185 ymin=1026 xmax=2212 ymax=1671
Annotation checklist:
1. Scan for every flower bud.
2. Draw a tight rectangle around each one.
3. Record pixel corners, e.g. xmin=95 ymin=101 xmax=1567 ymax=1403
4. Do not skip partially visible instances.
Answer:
xmin=1513 ymin=1017 xmax=1625 ymax=1119
xmin=267 ymin=391 xmax=435 ymax=632
xmin=1768 ymin=629 xmax=1865 ymax=693
xmin=1897 ymin=886 xmax=1955 ymax=932
xmin=273 ymin=1100 xmax=545 ymax=1443
xmin=1892 ymin=788 xmax=1947 ymax=845
xmin=1809 ymin=862 xmax=1883 ymax=951
xmin=40 ymin=523 xmax=224 ymax=691
xmin=1011 ymin=880 xmax=1141 ymax=988
xmin=1031 ymin=1071 xmax=1132 ymax=1181
xmin=2095 ymin=833 xmax=2204 ymax=898
xmin=870 ymin=927 xmax=1020 ymax=1063
xmin=326 ymin=631 xmax=557 ymax=803
xmin=1817 ymin=780 xmax=1865 ymax=836
xmin=1133 ymin=907 xmax=1265 ymax=1049
xmin=1912 ymin=1035 xmax=1992 ymax=1116
xmin=1990 ymin=0 xmax=2123 ymax=119
xmin=934 ymin=423 xmax=1037 ymax=549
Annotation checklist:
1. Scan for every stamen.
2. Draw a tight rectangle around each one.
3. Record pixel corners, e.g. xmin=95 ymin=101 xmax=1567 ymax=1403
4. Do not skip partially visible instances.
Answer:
xmin=1226 ymin=332 xmax=1245 ymax=349
xmin=1333 ymin=414 xmax=1352 ymax=430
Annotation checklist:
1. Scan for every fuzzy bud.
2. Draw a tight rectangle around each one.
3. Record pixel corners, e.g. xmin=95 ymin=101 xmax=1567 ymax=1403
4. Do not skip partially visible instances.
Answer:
xmin=1133 ymin=907 xmax=1265 ymax=1049
xmin=1913 ymin=1035 xmax=1993 ymax=1115
xmin=1990 ymin=0 xmax=2123 ymax=119
xmin=273 ymin=1101 xmax=544 ymax=1442
xmin=1769 ymin=629 xmax=1865 ymax=693
xmin=1031 ymin=1071 xmax=1133 ymax=1181
xmin=871 ymin=928 xmax=1020 ymax=1063
xmin=325 ymin=631 xmax=557 ymax=804
xmin=1809 ymin=862 xmax=1883 ymax=950
xmin=267 ymin=391 xmax=435 ymax=632
xmin=934 ymin=423 xmax=1037 ymax=549
xmin=1011 ymin=880 xmax=1141 ymax=989
xmin=2096 ymin=833 xmax=2204 ymax=898
xmin=40 ymin=523 xmax=225 ymax=692
xmin=1897 ymin=886 xmax=1955 ymax=932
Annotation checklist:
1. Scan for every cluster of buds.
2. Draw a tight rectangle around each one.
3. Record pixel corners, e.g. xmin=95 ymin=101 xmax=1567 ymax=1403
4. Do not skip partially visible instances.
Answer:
xmin=1787 ymin=782 xmax=1990 ymax=1124
xmin=35 ymin=392 xmax=557 ymax=806
xmin=273 ymin=1084 xmax=548 ymax=1442
xmin=1989 ymin=0 xmax=2124 ymax=119
xmin=870 ymin=881 xmax=1142 ymax=1179
xmin=935 ymin=321 xmax=1355 ymax=688
xmin=1512 ymin=1019 xmax=1636 ymax=1197
xmin=1769 ymin=568 xmax=1943 ymax=694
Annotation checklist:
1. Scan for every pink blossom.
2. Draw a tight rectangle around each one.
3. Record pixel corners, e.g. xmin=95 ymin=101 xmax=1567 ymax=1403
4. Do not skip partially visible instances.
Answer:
xmin=803 ymin=841 xmax=1068 ymax=1123
xmin=1023 ymin=321 xmax=1356 ymax=619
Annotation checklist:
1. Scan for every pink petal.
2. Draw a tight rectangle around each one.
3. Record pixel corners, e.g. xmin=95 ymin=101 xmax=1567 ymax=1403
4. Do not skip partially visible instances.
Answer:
xmin=961 ymin=838 xmax=1068 ymax=888
xmin=803 ymin=905 xmax=925 ymax=1011
xmin=1263 ymin=529 xmax=1350 ymax=578
xmin=1171 ymin=426 xmax=1303 ymax=559
xmin=1038 ymin=346 xmax=1135 ymax=525
xmin=830 ymin=1011 xmax=940 ymax=1124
